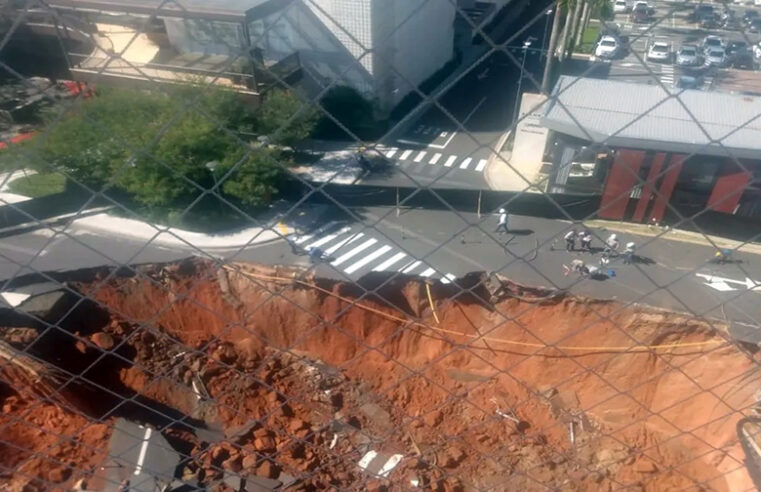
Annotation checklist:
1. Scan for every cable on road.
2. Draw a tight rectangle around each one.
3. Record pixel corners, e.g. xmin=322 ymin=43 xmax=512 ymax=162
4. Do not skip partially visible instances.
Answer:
xmin=227 ymin=266 xmax=727 ymax=354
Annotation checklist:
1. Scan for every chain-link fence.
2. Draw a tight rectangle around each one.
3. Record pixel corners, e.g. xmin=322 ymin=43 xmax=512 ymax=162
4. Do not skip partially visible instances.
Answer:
xmin=2 ymin=0 xmax=761 ymax=490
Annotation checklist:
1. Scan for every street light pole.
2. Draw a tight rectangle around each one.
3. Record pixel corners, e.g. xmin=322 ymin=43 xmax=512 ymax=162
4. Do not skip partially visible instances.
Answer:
xmin=542 ymin=8 xmax=553 ymax=61
xmin=512 ymin=38 xmax=533 ymax=125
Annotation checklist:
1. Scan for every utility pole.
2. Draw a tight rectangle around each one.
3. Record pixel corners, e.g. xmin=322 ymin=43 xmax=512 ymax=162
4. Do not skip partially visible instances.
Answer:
xmin=542 ymin=3 xmax=564 ymax=93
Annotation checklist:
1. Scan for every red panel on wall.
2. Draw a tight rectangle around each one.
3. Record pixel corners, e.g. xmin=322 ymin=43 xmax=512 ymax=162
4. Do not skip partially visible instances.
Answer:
xmin=599 ymin=150 xmax=645 ymax=220
xmin=648 ymin=154 xmax=685 ymax=222
xmin=707 ymin=164 xmax=752 ymax=214
xmin=632 ymin=152 xmax=665 ymax=223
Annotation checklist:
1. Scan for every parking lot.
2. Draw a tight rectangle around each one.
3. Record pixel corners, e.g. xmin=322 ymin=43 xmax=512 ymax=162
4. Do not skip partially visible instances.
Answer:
xmin=594 ymin=0 xmax=761 ymax=93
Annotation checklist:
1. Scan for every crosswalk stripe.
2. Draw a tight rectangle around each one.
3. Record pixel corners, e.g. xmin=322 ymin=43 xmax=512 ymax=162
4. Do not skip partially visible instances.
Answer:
xmin=306 ymin=227 xmax=352 ymax=249
xmin=331 ymin=238 xmax=378 ymax=266
xmin=385 ymin=148 xmax=398 ymax=158
xmin=294 ymin=221 xmax=340 ymax=244
xmin=325 ymin=232 xmax=363 ymax=255
xmin=440 ymin=273 xmax=456 ymax=284
xmin=373 ymin=252 xmax=407 ymax=271
xmin=420 ymin=267 xmax=436 ymax=277
xmin=399 ymin=150 xmax=412 ymax=160
xmin=414 ymin=151 xmax=427 ymax=162
xmin=401 ymin=260 xmax=421 ymax=273
xmin=475 ymin=159 xmax=487 ymax=172
xmin=429 ymin=153 xmax=442 ymax=165
xmin=459 ymin=157 xmax=473 ymax=169
xmin=294 ymin=234 xmax=313 ymax=244
xmin=444 ymin=156 xmax=457 ymax=167
xmin=344 ymin=245 xmax=392 ymax=274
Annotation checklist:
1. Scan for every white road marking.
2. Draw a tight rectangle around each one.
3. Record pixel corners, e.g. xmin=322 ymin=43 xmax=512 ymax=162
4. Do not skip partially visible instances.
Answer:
xmin=429 ymin=153 xmax=442 ymax=165
xmin=0 ymin=241 xmax=48 ymax=256
xmin=444 ymin=156 xmax=457 ymax=167
xmin=306 ymin=227 xmax=351 ymax=249
xmin=440 ymin=273 xmax=456 ymax=284
xmin=420 ymin=267 xmax=436 ymax=277
xmin=399 ymin=150 xmax=413 ymax=160
xmin=344 ymin=245 xmax=392 ymax=274
xmin=134 ymin=427 xmax=152 ymax=475
xmin=459 ymin=157 xmax=473 ymax=169
xmin=385 ymin=148 xmax=398 ymax=158
xmin=325 ymin=233 xmax=363 ymax=255
xmin=696 ymin=273 xmax=761 ymax=293
xmin=414 ymin=151 xmax=427 ymax=162
xmin=401 ymin=260 xmax=422 ymax=273
xmin=331 ymin=238 xmax=378 ymax=266
xmin=294 ymin=234 xmax=313 ymax=244
xmin=463 ymin=96 xmax=488 ymax=125
xmin=475 ymin=159 xmax=487 ymax=172
xmin=373 ymin=252 xmax=407 ymax=271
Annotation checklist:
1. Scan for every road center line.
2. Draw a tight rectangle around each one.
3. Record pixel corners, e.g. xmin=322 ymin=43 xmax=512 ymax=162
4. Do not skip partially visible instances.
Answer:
xmin=134 ymin=427 xmax=152 ymax=475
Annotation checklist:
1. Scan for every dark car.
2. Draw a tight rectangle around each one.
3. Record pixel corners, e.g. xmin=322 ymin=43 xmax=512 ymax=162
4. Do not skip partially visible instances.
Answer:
xmin=726 ymin=40 xmax=749 ymax=56
xmin=692 ymin=4 xmax=713 ymax=22
xmin=676 ymin=75 xmax=702 ymax=90
xmin=749 ymin=17 xmax=761 ymax=33
xmin=743 ymin=9 xmax=760 ymax=25
xmin=731 ymin=47 xmax=755 ymax=69
xmin=630 ymin=3 xmax=651 ymax=23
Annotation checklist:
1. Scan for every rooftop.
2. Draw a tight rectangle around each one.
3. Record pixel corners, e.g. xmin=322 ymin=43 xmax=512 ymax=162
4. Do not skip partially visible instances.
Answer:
xmin=541 ymin=75 xmax=761 ymax=159
xmin=48 ymin=0 xmax=289 ymax=22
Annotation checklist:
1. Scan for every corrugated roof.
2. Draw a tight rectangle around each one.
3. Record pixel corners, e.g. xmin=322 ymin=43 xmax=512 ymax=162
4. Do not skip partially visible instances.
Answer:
xmin=541 ymin=75 xmax=761 ymax=159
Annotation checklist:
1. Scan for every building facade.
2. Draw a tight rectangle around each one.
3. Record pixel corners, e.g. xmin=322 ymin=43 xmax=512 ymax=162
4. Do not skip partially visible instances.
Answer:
xmin=541 ymin=76 xmax=761 ymax=224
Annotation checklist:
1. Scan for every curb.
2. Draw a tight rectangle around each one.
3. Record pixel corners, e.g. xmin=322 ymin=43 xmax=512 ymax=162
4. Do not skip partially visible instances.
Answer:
xmin=583 ymin=219 xmax=761 ymax=255
xmin=71 ymin=213 xmax=293 ymax=251
xmin=0 ymin=206 xmax=114 ymax=239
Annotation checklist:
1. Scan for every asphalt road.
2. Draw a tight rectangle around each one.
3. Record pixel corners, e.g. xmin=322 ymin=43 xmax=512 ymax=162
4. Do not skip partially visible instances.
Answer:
xmin=602 ymin=0 xmax=761 ymax=90
xmin=4 ymin=206 xmax=761 ymax=338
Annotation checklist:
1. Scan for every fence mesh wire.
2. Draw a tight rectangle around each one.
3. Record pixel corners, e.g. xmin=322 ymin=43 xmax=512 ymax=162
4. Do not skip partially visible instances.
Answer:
xmin=2 ymin=0 xmax=761 ymax=490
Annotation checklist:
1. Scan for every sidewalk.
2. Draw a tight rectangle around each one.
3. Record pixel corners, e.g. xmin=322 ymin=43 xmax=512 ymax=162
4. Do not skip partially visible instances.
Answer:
xmin=0 ymin=169 xmax=36 ymax=205
xmin=583 ymin=218 xmax=761 ymax=255
xmin=71 ymin=213 xmax=295 ymax=250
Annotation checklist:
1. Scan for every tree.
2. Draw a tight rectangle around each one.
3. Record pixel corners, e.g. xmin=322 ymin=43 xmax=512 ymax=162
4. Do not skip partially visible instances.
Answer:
xmin=219 ymin=148 xmax=284 ymax=207
xmin=36 ymin=84 xmax=314 ymax=213
xmin=255 ymin=89 xmax=318 ymax=146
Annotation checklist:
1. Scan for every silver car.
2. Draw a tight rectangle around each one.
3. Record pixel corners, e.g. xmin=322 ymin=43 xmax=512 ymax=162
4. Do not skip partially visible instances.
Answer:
xmin=705 ymin=48 xmax=727 ymax=67
xmin=676 ymin=45 xmax=700 ymax=66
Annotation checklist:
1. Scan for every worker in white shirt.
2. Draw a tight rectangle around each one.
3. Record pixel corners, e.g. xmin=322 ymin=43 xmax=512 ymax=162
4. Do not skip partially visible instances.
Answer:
xmin=603 ymin=233 xmax=619 ymax=258
xmin=495 ymin=208 xmax=509 ymax=234
xmin=564 ymin=229 xmax=577 ymax=251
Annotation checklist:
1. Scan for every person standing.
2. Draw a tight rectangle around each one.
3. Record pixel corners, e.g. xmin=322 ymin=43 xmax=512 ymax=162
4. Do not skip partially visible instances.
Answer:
xmin=495 ymin=208 xmax=510 ymax=234
xmin=564 ymin=229 xmax=577 ymax=251
xmin=579 ymin=231 xmax=592 ymax=252
xmin=604 ymin=233 xmax=619 ymax=258
xmin=623 ymin=242 xmax=636 ymax=264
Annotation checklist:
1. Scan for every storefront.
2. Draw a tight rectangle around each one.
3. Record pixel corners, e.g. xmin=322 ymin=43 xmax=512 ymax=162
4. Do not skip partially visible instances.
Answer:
xmin=541 ymin=76 xmax=761 ymax=223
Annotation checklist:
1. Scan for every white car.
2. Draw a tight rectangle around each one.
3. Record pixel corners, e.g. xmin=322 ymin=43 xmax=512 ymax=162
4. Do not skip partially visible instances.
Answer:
xmin=647 ymin=42 xmax=671 ymax=62
xmin=613 ymin=0 xmax=628 ymax=13
xmin=595 ymin=36 xmax=619 ymax=59
xmin=704 ymin=48 xmax=727 ymax=67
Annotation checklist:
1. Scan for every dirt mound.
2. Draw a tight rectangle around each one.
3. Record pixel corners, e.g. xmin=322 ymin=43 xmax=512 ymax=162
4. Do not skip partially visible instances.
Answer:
xmin=1 ymin=259 xmax=759 ymax=490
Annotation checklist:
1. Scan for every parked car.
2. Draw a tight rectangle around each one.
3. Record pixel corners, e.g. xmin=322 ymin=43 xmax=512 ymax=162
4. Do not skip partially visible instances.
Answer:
xmin=630 ymin=2 xmax=652 ymax=22
xmin=748 ymin=17 xmax=761 ymax=32
xmin=743 ymin=9 xmax=760 ymax=24
xmin=676 ymin=75 xmax=703 ymax=90
xmin=729 ymin=46 xmax=756 ymax=69
xmin=676 ymin=45 xmax=701 ymax=66
xmin=692 ymin=4 xmax=714 ymax=22
xmin=704 ymin=48 xmax=727 ymax=67
xmin=726 ymin=40 xmax=748 ymax=56
xmin=722 ymin=9 xmax=743 ymax=30
xmin=647 ymin=42 xmax=671 ymax=62
xmin=613 ymin=0 xmax=629 ymax=14
xmin=595 ymin=35 xmax=620 ymax=59
xmin=701 ymin=35 xmax=724 ymax=54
